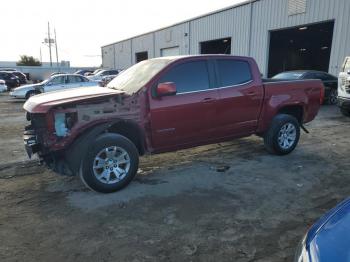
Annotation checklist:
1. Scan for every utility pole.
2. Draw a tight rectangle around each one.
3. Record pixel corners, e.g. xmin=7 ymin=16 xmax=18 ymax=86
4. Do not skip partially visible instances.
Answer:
xmin=48 ymin=22 xmax=52 ymax=67
xmin=39 ymin=47 xmax=42 ymax=63
xmin=54 ymin=28 xmax=59 ymax=68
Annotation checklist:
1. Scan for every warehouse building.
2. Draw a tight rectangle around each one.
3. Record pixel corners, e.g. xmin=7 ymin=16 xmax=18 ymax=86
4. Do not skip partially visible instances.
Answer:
xmin=101 ymin=0 xmax=350 ymax=77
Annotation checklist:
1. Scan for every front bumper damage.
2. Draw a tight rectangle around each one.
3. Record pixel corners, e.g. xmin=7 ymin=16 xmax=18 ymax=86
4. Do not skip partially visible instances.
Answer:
xmin=23 ymin=128 xmax=41 ymax=158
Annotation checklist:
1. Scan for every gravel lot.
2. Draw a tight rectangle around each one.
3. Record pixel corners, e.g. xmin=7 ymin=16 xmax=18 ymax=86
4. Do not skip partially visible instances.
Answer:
xmin=0 ymin=92 xmax=349 ymax=262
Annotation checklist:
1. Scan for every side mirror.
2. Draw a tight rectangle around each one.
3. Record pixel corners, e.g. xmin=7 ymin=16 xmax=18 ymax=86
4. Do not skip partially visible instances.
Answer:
xmin=156 ymin=82 xmax=177 ymax=97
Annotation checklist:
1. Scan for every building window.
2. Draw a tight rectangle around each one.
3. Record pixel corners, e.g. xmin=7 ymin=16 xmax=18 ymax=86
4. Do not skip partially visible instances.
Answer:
xmin=200 ymin=38 xmax=231 ymax=55
xmin=135 ymin=51 xmax=148 ymax=63
xmin=288 ymin=0 xmax=307 ymax=16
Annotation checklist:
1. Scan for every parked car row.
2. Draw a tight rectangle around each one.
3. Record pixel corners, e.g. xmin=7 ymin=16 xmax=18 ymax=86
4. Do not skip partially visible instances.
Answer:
xmin=7 ymin=66 xmax=122 ymax=99
xmin=272 ymin=70 xmax=338 ymax=105
xmin=87 ymin=69 xmax=120 ymax=81
xmin=0 ymin=71 xmax=21 ymax=90
xmin=10 ymin=74 xmax=99 ymax=99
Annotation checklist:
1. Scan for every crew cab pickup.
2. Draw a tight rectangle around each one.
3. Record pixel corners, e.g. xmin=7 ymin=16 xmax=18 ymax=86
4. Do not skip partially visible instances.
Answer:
xmin=23 ymin=55 xmax=324 ymax=193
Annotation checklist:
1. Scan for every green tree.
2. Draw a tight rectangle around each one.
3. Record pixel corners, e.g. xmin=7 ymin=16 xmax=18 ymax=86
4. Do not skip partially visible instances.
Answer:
xmin=16 ymin=55 xmax=42 ymax=66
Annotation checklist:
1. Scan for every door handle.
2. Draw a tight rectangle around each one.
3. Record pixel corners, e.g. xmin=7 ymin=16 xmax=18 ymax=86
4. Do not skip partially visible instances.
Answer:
xmin=202 ymin=97 xmax=215 ymax=103
xmin=247 ymin=91 xmax=256 ymax=96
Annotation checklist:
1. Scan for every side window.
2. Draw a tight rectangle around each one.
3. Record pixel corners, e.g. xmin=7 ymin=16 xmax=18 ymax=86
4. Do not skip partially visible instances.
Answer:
xmin=217 ymin=59 xmax=252 ymax=87
xmin=303 ymin=73 xmax=315 ymax=79
xmin=68 ymin=75 xmax=84 ymax=83
xmin=321 ymin=73 xmax=336 ymax=81
xmin=158 ymin=60 xmax=210 ymax=94
xmin=50 ymin=76 xmax=65 ymax=85
xmin=314 ymin=73 xmax=329 ymax=81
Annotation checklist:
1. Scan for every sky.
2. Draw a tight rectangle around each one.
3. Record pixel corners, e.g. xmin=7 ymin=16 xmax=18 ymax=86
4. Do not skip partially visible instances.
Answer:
xmin=0 ymin=0 xmax=246 ymax=67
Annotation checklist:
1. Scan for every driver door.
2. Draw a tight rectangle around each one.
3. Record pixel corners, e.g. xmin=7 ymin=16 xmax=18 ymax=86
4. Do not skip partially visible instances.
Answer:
xmin=149 ymin=59 xmax=218 ymax=152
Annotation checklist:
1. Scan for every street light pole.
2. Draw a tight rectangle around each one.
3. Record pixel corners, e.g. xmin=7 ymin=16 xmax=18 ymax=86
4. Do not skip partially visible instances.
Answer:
xmin=48 ymin=22 xmax=52 ymax=67
xmin=54 ymin=28 xmax=59 ymax=68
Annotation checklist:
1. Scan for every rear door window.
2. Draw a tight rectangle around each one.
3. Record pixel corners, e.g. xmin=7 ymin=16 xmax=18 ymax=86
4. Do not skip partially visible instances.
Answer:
xmin=216 ymin=59 xmax=252 ymax=87
xmin=158 ymin=60 xmax=210 ymax=94
xmin=67 ymin=75 xmax=84 ymax=83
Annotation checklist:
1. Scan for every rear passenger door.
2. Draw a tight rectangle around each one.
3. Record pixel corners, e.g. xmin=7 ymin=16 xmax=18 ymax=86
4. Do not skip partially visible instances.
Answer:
xmin=66 ymin=75 xmax=85 ymax=89
xmin=149 ymin=59 xmax=218 ymax=151
xmin=214 ymin=59 xmax=263 ymax=137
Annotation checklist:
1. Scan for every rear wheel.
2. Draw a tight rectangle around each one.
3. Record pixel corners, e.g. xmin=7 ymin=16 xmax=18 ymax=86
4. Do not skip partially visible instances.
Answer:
xmin=263 ymin=114 xmax=300 ymax=155
xmin=327 ymin=88 xmax=338 ymax=105
xmin=80 ymin=133 xmax=139 ymax=193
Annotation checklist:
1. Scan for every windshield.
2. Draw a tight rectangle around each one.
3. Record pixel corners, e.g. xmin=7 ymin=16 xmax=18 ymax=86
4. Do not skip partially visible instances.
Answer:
xmin=272 ymin=72 xmax=304 ymax=80
xmin=107 ymin=58 xmax=174 ymax=94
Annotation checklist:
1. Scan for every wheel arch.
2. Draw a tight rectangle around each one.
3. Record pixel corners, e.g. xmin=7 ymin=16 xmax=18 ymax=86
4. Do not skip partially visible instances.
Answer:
xmin=277 ymin=105 xmax=304 ymax=124
xmin=64 ymin=119 xmax=146 ymax=175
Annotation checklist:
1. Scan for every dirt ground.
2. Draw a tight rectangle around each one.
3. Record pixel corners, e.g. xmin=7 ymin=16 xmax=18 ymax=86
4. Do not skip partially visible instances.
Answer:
xmin=0 ymin=92 xmax=349 ymax=262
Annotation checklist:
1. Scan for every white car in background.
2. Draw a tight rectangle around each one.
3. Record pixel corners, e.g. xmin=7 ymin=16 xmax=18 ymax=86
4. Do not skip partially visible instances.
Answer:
xmin=10 ymin=74 xmax=99 ymax=99
xmin=0 ymin=80 xmax=7 ymax=92
xmin=338 ymin=56 xmax=350 ymax=117
xmin=87 ymin=69 xmax=120 ymax=81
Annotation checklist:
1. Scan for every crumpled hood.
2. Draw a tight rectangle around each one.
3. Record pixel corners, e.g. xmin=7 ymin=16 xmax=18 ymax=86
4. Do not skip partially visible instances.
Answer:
xmin=23 ymin=86 xmax=125 ymax=113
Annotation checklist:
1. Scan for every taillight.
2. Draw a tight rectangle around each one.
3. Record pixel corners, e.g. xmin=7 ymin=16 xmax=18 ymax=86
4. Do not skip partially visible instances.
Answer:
xmin=320 ymin=87 xmax=325 ymax=105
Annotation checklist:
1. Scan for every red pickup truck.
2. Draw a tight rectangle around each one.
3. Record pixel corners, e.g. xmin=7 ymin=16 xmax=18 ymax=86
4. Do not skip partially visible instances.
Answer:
xmin=23 ymin=55 xmax=324 ymax=193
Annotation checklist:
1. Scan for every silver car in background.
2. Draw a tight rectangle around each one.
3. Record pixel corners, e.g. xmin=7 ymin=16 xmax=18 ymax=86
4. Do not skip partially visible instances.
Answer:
xmin=87 ymin=69 xmax=120 ymax=81
xmin=10 ymin=74 xmax=99 ymax=99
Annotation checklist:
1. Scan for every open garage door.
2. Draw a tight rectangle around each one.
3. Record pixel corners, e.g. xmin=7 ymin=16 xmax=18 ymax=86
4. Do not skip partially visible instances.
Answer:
xmin=268 ymin=21 xmax=334 ymax=77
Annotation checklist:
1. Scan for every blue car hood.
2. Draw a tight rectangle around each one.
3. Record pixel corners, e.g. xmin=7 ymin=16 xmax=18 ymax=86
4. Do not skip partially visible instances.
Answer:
xmin=306 ymin=197 xmax=350 ymax=261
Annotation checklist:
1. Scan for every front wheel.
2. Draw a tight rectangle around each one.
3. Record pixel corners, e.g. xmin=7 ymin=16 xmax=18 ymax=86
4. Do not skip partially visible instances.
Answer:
xmin=263 ymin=114 xmax=300 ymax=155
xmin=80 ymin=133 xmax=139 ymax=193
xmin=25 ymin=90 xmax=41 ymax=100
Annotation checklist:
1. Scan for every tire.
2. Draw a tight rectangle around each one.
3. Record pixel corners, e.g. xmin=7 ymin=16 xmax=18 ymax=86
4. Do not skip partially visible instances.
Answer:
xmin=327 ymin=88 xmax=338 ymax=105
xmin=25 ymin=90 xmax=40 ymax=100
xmin=263 ymin=114 xmax=300 ymax=155
xmin=340 ymin=108 xmax=350 ymax=117
xmin=80 ymin=133 xmax=139 ymax=193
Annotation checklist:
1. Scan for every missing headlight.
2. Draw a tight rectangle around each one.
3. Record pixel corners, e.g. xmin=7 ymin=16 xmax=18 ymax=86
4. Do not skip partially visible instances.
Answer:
xmin=54 ymin=112 xmax=78 ymax=137
xmin=54 ymin=113 xmax=68 ymax=137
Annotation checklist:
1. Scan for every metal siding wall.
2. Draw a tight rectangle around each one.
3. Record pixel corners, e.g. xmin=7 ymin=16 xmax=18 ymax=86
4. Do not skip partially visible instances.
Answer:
xmin=102 ymin=0 xmax=350 ymax=75
xmin=154 ymin=23 xmax=190 ymax=57
xmin=101 ymin=45 xmax=115 ymax=68
xmin=250 ymin=0 xmax=350 ymax=75
xmin=131 ymin=33 xmax=154 ymax=64
xmin=189 ymin=5 xmax=251 ymax=55
xmin=114 ymin=40 xmax=132 ymax=70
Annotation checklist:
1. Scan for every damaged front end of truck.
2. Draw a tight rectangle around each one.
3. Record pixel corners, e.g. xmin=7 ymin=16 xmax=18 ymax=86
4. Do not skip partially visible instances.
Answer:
xmin=23 ymin=87 xmax=147 ymax=177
